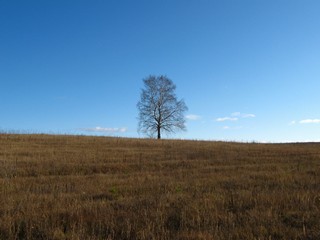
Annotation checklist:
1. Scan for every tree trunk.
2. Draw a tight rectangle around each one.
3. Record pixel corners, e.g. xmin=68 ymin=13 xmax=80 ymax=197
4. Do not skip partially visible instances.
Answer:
xmin=157 ymin=126 xmax=161 ymax=139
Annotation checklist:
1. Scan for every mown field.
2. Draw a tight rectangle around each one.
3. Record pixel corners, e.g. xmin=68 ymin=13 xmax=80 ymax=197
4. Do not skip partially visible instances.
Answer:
xmin=0 ymin=134 xmax=319 ymax=240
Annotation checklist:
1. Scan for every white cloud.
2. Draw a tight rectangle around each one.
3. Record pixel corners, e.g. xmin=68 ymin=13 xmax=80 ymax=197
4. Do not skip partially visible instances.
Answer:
xmin=231 ymin=112 xmax=241 ymax=117
xmin=242 ymin=113 xmax=256 ymax=118
xmin=80 ymin=126 xmax=128 ymax=133
xmin=216 ymin=112 xmax=255 ymax=124
xmin=231 ymin=112 xmax=255 ymax=118
xmin=186 ymin=114 xmax=202 ymax=120
xmin=222 ymin=126 xmax=243 ymax=130
xmin=299 ymin=119 xmax=320 ymax=124
xmin=216 ymin=117 xmax=238 ymax=122
xmin=289 ymin=120 xmax=296 ymax=125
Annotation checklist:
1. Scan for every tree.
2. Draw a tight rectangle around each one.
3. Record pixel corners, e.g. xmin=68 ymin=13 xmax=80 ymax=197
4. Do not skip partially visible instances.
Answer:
xmin=137 ymin=75 xmax=188 ymax=139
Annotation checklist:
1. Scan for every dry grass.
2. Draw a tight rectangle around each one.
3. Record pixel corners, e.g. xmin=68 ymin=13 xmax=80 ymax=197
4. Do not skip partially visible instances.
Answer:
xmin=0 ymin=134 xmax=319 ymax=239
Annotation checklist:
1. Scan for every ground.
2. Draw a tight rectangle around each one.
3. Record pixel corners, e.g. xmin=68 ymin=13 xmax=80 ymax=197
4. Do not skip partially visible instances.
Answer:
xmin=0 ymin=134 xmax=319 ymax=239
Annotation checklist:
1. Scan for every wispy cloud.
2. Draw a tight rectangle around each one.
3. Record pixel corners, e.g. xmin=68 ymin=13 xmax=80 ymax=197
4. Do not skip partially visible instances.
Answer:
xmin=289 ymin=120 xmax=296 ymax=125
xmin=231 ymin=112 xmax=241 ymax=117
xmin=222 ymin=126 xmax=243 ymax=130
xmin=186 ymin=114 xmax=202 ymax=120
xmin=231 ymin=112 xmax=255 ymax=118
xmin=242 ymin=113 xmax=256 ymax=118
xmin=299 ymin=119 xmax=320 ymax=124
xmin=79 ymin=126 xmax=128 ymax=133
xmin=216 ymin=117 xmax=238 ymax=122
xmin=216 ymin=112 xmax=255 ymax=122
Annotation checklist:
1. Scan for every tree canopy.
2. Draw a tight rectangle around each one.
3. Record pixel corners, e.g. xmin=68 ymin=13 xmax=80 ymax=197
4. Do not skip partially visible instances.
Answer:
xmin=137 ymin=75 xmax=188 ymax=139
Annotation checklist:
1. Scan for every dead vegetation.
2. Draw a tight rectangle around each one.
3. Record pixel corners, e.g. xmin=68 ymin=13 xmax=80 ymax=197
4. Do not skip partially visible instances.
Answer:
xmin=0 ymin=134 xmax=319 ymax=239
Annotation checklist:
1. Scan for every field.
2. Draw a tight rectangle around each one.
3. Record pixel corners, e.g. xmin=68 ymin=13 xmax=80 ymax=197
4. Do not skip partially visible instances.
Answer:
xmin=0 ymin=134 xmax=319 ymax=239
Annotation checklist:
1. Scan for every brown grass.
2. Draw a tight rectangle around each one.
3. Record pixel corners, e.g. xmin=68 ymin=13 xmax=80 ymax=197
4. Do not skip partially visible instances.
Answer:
xmin=0 ymin=134 xmax=319 ymax=239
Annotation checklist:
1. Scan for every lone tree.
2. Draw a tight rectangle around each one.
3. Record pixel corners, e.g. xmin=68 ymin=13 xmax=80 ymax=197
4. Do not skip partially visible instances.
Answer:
xmin=137 ymin=75 xmax=188 ymax=139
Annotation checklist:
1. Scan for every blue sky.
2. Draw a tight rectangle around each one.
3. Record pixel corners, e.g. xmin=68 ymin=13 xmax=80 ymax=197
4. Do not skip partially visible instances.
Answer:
xmin=1 ymin=0 xmax=320 ymax=142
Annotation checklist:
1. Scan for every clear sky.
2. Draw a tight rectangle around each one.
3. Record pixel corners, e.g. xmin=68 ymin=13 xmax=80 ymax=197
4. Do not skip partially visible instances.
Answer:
xmin=1 ymin=0 xmax=320 ymax=142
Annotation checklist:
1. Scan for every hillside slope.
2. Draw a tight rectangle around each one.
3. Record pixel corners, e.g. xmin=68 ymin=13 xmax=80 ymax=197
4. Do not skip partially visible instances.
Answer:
xmin=0 ymin=134 xmax=319 ymax=239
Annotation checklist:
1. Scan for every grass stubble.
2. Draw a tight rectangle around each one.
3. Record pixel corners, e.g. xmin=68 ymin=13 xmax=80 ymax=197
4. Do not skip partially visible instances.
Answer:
xmin=0 ymin=134 xmax=319 ymax=239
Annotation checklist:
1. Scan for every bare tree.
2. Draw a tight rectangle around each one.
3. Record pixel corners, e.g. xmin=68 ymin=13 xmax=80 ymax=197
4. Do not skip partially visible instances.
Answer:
xmin=137 ymin=75 xmax=188 ymax=139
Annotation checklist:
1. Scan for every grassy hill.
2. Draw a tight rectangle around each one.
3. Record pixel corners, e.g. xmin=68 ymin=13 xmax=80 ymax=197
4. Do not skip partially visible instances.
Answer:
xmin=0 ymin=134 xmax=319 ymax=239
